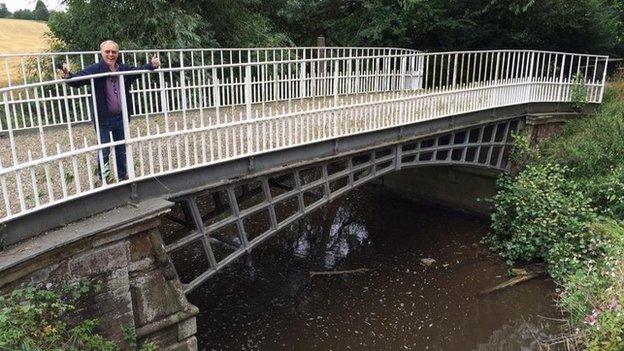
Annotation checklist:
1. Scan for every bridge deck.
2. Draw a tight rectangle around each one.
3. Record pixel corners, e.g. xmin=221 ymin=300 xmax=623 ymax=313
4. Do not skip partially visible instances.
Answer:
xmin=0 ymin=79 xmax=603 ymax=219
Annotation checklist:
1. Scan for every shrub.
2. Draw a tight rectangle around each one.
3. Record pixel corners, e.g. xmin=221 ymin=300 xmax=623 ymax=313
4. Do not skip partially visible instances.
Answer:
xmin=570 ymin=73 xmax=588 ymax=112
xmin=583 ymin=166 xmax=624 ymax=219
xmin=487 ymin=163 xmax=597 ymax=280
xmin=0 ymin=283 xmax=117 ymax=351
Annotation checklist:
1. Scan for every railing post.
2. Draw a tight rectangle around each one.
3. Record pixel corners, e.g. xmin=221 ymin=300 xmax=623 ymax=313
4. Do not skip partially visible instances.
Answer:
xmin=452 ymin=53 xmax=458 ymax=88
xmin=400 ymin=55 xmax=407 ymax=91
xmin=245 ymin=63 xmax=252 ymax=120
xmin=354 ymin=54 xmax=361 ymax=93
xmin=3 ymin=91 xmax=25 ymax=211
xmin=558 ymin=54 xmax=566 ymax=102
xmin=118 ymin=74 xmax=135 ymax=180
xmin=299 ymin=49 xmax=307 ymax=98
xmin=158 ymin=71 xmax=169 ymax=132
xmin=212 ymin=68 xmax=221 ymax=122
xmin=599 ymin=56 xmax=608 ymax=103
xmin=333 ymin=58 xmax=339 ymax=105
xmin=528 ymin=51 xmax=535 ymax=102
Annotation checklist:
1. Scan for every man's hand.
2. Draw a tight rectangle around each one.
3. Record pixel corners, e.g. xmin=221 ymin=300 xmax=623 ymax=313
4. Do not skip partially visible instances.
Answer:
xmin=150 ymin=53 xmax=161 ymax=68
xmin=57 ymin=62 xmax=70 ymax=79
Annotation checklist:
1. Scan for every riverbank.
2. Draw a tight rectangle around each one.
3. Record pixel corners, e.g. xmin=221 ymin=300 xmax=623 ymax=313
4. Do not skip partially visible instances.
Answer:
xmin=486 ymin=78 xmax=624 ymax=350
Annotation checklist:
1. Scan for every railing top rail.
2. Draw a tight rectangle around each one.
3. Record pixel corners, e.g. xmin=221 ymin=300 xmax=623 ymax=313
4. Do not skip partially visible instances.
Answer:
xmin=1 ymin=47 xmax=610 ymax=60
xmin=0 ymin=46 xmax=421 ymax=58
xmin=421 ymin=49 xmax=609 ymax=59
xmin=0 ymin=49 xmax=609 ymax=94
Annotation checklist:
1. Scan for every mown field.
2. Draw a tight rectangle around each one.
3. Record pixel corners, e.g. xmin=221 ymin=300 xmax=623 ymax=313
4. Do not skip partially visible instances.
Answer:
xmin=0 ymin=18 xmax=50 ymax=87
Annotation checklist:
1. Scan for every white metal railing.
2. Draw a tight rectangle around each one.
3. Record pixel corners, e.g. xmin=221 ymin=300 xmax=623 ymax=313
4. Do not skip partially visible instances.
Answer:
xmin=0 ymin=48 xmax=609 ymax=225
xmin=0 ymin=47 xmax=419 ymax=130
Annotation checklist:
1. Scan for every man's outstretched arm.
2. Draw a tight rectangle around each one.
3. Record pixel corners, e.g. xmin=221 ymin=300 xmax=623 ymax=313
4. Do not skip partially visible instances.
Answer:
xmin=58 ymin=62 xmax=100 ymax=88
xmin=124 ymin=53 xmax=161 ymax=83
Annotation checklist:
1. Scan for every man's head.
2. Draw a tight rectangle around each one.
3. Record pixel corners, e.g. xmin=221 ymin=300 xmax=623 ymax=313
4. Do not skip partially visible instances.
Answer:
xmin=100 ymin=40 xmax=119 ymax=68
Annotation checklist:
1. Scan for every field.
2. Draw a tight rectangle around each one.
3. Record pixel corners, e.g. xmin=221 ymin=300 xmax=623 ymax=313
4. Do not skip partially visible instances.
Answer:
xmin=0 ymin=18 xmax=50 ymax=87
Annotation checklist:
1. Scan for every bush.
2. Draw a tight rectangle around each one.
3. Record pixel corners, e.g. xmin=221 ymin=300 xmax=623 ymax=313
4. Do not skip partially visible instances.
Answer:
xmin=583 ymin=166 xmax=624 ymax=219
xmin=570 ymin=73 xmax=589 ymax=112
xmin=0 ymin=283 xmax=117 ymax=351
xmin=0 ymin=282 xmax=157 ymax=351
xmin=487 ymin=163 xmax=597 ymax=280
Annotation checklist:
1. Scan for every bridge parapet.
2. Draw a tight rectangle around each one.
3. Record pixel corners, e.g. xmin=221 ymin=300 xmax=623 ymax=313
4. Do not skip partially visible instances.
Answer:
xmin=0 ymin=47 xmax=609 ymax=243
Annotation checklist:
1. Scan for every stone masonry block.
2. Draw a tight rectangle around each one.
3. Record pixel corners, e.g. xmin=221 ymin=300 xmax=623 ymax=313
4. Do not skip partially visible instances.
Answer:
xmin=69 ymin=241 xmax=129 ymax=279
xmin=177 ymin=317 xmax=197 ymax=341
xmin=131 ymin=269 xmax=183 ymax=326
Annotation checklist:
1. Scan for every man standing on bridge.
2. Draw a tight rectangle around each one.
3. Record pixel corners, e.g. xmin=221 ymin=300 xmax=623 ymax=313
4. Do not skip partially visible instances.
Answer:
xmin=58 ymin=40 xmax=161 ymax=180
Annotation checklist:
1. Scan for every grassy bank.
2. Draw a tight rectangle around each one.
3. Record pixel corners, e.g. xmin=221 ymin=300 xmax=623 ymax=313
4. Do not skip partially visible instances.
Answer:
xmin=0 ymin=18 xmax=50 ymax=87
xmin=486 ymin=79 xmax=624 ymax=350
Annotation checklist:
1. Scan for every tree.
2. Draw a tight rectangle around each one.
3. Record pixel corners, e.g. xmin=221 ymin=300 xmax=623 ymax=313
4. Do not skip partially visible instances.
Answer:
xmin=12 ymin=9 xmax=34 ymax=20
xmin=48 ymin=0 xmax=213 ymax=51
xmin=47 ymin=0 xmax=623 ymax=57
xmin=33 ymin=0 xmax=49 ymax=21
xmin=0 ymin=3 xmax=10 ymax=18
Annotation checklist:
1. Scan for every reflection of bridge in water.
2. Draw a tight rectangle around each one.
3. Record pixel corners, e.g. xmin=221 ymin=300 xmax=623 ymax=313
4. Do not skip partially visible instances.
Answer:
xmin=0 ymin=47 xmax=609 ymax=293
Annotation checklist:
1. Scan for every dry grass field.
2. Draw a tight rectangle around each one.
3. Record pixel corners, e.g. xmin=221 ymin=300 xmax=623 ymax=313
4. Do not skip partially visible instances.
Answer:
xmin=0 ymin=18 xmax=50 ymax=87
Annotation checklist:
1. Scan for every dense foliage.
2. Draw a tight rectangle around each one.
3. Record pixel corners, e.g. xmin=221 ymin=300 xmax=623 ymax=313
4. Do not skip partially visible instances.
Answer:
xmin=487 ymin=163 xmax=599 ymax=280
xmin=0 ymin=282 xmax=156 ymax=351
xmin=0 ymin=282 xmax=117 ymax=351
xmin=488 ymin=83 xmax=624 ymax=349
xmin=45 ymin=0 xmax=624 ymax=56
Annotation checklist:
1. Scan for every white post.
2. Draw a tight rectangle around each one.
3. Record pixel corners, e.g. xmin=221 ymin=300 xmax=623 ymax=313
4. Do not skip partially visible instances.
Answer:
xmin=400 ymin=55 xmax=407 ymax=90
xmin=599 ymin=56 xmax=608 ymax=103
xmin=212 ymin=68 xmax=221 ymax=122
xmin=558 ymin=54 xmax=566 ymax=101
xmin=333 ymin=59 xmax=339 ymax=105
xmin=452 ymin=53 xmax=458 ymax=88
xmin=118 ymin=75 xmax=135 ymax=180
xmin=299 ymin=49 xmax=307 ymax=98
xmin=528 ymin=51 xmax=535 ymax=102
xmin=158 ymin=71 xmax=170 ymax=133
xmin=245 ymin=63 xmax=252 ymax=120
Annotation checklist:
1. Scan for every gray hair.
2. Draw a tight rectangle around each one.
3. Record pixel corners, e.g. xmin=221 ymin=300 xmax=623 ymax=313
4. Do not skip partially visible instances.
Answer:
xmin=99 ymin=40 xmax=119 ymax=50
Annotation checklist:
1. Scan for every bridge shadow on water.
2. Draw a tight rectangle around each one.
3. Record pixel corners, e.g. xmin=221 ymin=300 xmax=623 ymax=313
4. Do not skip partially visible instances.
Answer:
xmin=164 ymin=183 xmax=562 ymax=350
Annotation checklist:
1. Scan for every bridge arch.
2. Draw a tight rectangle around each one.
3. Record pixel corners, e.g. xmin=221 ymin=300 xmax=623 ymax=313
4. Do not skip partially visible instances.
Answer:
xmin=162 ymin=115 xmax=521 ymax=293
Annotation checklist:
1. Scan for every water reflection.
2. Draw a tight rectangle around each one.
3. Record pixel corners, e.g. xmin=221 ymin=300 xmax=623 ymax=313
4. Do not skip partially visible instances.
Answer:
xmin=187 ymin=184 xmax=561 ymax=350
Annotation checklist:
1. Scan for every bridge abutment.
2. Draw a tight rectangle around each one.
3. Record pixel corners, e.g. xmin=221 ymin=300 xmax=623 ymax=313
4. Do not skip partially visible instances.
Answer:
xmin=0 ymin=199 xmax=198 ymax=350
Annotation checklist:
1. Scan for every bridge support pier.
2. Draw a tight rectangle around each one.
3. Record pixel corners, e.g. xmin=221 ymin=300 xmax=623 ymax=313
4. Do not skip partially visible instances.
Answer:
xmin=0 ymin=199 xmax=198 ymax=350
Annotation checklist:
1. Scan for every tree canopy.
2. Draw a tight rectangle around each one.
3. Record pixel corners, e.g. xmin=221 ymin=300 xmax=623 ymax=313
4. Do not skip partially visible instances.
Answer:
xmin=0 ymin=3 xmax=9 ymax=18
xmin=47 ymin=0 xmax=623 ymax=56
xmin=33 ymin=0 xmax=50 ymax=21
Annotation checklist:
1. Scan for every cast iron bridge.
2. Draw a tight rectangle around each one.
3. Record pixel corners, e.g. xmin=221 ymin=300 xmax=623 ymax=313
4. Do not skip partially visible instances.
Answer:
xmin=0 ymin=47 xmax=608 ymax=293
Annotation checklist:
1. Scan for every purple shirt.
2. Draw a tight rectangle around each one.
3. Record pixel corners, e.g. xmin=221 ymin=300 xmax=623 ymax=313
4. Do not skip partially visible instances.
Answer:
xmin=105 ymin=69 xmax=122 ymax=115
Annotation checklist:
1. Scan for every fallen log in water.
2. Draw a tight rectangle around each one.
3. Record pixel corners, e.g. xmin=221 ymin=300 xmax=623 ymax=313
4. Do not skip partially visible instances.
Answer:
xmin=309 ymin=268 xmax=369 ymax=278
xmin=480 ymin=266 xmax=547 ymax=295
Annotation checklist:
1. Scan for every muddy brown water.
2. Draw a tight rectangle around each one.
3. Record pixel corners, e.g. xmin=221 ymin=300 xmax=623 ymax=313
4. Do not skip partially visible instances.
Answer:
xmin=185 ymin=185 xmax=561 ymax=350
